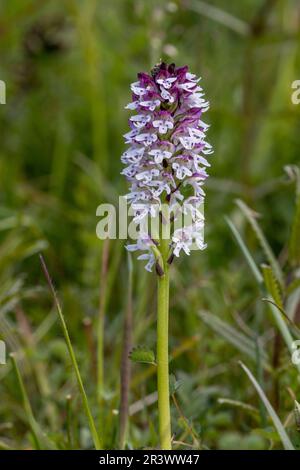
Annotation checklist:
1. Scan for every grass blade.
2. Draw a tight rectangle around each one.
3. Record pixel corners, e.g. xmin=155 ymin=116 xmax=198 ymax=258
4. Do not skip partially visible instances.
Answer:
xmin=261 ymin=264 xmax=283 ymax=308
xmin=119 ymin=253 xmax=133 ymax=449
xmin=39 ymin=254 xmax=102 ymax=450
xmin=10 ymin=353 xmax=54 ymax=450
xmin=199 ymin=311 xmax=269 ymax=367
xmin=240 ymin=361 xmax=294 ymax=450
xmin=225 ymin=216 xmax=263 ymax=285
xmin=227 ymin=215 xmax=299 ymax=371
xmin=187 ymin=0 xmax=250 ymax=36
xmin=217 ymin=397 xmax=259 ymax=418
xmin=262 ymin=299 xmax=300 ymax=374
xmin=235 ymin=199 xmax=284 ymax=287
xmin=286 ymin=278 xmax=300 ymax=296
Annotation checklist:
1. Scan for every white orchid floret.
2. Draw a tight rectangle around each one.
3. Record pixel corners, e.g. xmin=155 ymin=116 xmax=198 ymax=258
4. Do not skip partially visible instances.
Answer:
xmin=126 ymin=234 xmax=156 ymax=272
xmin=131 ymin=202 xmax=159 ymax=223
xmin=152 ymin=113 xmax=174 ymax=134
xmin=139 ymin=99 xmax=160 ymax=111
xmin=182 ymin=197 xmax=205 ymax=222
xmin=135 ymin=168 xmax=160 ymax=184
xmin=148 ymin=148 xmax=173 ymax=164
xmin=172 ymin=222 xmax=206 ymax=257
xmin=121 ymin=147 xmax=145 ymax=164
xmin=130 ymin=114 xmax=151 ymax=129
xmin=156 ymin=76 xmax=177 ymax=89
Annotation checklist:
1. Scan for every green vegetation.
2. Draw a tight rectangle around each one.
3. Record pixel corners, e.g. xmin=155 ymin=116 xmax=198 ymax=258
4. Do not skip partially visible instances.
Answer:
xmin=0 ymin=0 xmax=300 ymax=450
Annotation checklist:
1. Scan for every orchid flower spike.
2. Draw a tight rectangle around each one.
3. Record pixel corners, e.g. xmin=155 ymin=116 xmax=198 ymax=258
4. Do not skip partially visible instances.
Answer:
xmin=121 ymin=62 xmax=213 ymax=272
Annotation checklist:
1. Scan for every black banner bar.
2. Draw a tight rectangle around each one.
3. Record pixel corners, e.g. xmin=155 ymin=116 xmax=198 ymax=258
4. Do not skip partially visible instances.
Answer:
xmin=0 ymin=450 xmax=297 ymax=467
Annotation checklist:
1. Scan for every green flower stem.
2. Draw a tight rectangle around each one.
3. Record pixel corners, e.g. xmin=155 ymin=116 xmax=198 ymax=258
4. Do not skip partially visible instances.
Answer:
xmin=156 ymin=238 xmax=172 ymax=450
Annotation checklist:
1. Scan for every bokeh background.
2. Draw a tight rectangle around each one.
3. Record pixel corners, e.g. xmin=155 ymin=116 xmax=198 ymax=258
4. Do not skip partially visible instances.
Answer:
xmin=0 ymin=0 xmax=300 ymax=450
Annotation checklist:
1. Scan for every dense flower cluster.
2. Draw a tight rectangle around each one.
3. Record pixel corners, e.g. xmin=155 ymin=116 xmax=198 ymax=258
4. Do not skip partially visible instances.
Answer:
xmin=122 ymin=62 xmax=213 ymax=271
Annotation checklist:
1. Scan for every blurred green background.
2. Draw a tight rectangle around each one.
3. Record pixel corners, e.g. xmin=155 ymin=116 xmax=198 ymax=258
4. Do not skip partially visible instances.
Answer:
xmin=0 ymin=0 xmax=300 ymax=450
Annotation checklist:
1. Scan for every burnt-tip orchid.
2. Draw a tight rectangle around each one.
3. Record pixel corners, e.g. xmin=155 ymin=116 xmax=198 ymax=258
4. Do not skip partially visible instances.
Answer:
xmin=122 ymin=62 xmax=212 ymax=272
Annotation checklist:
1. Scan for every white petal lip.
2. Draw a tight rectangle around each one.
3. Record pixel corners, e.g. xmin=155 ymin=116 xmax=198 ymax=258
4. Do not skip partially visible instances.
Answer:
xmin=194 ymin=155 xmax=210 ymax=167
xmin=125 ymin=101 xmax=139 ymax=110
xmin=131 ymin=85 xmax=147 ymax=96
xmin=130 ymin=114 xmax=151 ymax=129
xmin=122 ymin=147 xmax=144 ymax=159
xmin=198 ymin=119 xmax=210 ymax=130
xmin=123 ymin=129 xmax=139 ymax=142
xmin=126 ymin=244 xmax=138 ymax=252
xmin=189 ymin=128 xmax=205 ymax=139
xmin=130 ymin=114 xmax=150 ymax=123
xmin=185 ymin=72 xmax=200 ymax=82
xmin=179 ymin=136 xmax=197 ymax=150
xmin=152 ymin=120 xmax=173 ymax=134
xmin=135 ymin=133 xmax=158 ymax=144
xmin=179 ymin=82 xmax=198 ymax=92
xmin=139 ymin=100 xmax=160 ymax=111
xmin=202 ymin=143 xmax=213 ymax=155
xmin=135 ymin=169 xmax=159 ymax=181
xmin=148 ymin=149 xmax=172 ymax=159
xmin=157 ymin=77 xmax=177 ymax=89
xmin=172 ymin=162 xmax=192 ymax=179
xmin=160 ymin=88 xmax=175 ymax=102
xmin=137 ymin=254 xmax=150 ymax=260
